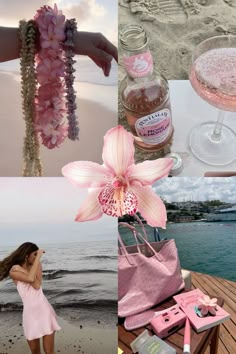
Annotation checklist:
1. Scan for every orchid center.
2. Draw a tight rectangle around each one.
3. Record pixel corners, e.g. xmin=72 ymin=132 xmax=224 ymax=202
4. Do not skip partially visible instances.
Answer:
xmin=112 ymin=176 xmax=127 ymax=189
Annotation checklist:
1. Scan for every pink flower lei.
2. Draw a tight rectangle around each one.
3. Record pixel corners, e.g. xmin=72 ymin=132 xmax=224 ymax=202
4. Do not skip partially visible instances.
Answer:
xmin=34 ymin=4 xmax=68 ymax=149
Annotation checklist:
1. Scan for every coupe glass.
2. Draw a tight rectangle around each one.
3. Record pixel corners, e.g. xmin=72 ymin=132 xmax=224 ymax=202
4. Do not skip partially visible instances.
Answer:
xmin=189 ymin=35 xmax=236 ymax=165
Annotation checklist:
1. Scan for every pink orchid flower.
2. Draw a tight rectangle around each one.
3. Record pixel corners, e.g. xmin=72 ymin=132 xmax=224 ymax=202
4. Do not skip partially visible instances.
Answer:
xmin=62 ymin=125 xmax=173 ymax=227
xmin=198 ymin=295 xmax=218 ymax=316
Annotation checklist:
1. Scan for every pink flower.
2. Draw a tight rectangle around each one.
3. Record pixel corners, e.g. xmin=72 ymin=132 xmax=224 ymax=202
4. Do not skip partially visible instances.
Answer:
xmin=36 ymin=57 xmax=64 ymax=84
xmin=35 ymin=5 xmax=65 ymax=47
xmin=41 ymin=23 xmax=65 ymax=49
xmin=34 ymin=4 xmax=67 ymax=150
xmin=37 ymin=82 xmax=65 ymax=99
xmin=40 ymin=123 xmax=68 ymax=149
xmin=62 ymin=126 xmax=173 ymax=226
xmin=198 ymin=295 xmax=217 ymax=316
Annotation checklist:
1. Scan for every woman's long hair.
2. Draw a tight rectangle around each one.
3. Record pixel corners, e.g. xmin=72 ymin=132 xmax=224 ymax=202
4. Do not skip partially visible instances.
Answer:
xmin=0 ymin=242 xmax=39 ymax=281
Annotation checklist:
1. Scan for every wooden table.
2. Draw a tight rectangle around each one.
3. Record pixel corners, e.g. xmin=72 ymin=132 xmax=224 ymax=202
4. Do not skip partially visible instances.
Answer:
xmin=118 ymin=293 xmax=223 ymax=354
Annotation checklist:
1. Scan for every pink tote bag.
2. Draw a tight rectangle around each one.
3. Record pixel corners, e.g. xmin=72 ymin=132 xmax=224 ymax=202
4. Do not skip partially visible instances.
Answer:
xmin=118 ymin=223 xmax=184 ymax=318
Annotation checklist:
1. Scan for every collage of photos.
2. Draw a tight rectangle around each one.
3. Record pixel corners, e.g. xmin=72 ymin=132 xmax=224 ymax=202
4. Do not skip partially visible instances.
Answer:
xmin=0 ymin=0 xmax=236 ymax=353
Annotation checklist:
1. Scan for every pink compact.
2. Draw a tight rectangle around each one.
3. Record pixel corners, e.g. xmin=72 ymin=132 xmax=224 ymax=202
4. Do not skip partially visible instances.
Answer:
xmin=151 ymin=306 xmax=186 ymax=338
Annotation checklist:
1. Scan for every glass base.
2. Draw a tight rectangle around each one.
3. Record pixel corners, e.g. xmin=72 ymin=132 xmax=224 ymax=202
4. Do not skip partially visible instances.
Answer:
xmin=189 ymin=122 xmax=236 ymax=166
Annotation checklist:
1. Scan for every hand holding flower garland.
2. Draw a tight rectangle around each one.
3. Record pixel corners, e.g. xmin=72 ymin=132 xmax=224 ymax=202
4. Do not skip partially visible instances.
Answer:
xmin=19 ymin=4 xmax=80 ymax=176
xmin=7 ymin=2 xmax=118 ymax=176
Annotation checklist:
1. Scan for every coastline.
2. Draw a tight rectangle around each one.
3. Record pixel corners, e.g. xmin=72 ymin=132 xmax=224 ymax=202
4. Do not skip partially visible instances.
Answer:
xmin=0 ymin=313 xmax=117 ymax=354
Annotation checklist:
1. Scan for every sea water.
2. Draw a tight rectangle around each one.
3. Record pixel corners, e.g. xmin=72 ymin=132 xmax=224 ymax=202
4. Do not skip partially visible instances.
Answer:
xmin=0 ymin=240 xmax=117 ymax=327
xmin=120 ymin=221 xmax=236 ymax=282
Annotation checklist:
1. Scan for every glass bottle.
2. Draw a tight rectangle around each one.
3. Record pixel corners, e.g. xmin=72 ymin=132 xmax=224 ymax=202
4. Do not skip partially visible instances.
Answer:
xmin=120 ymin=24 xmax=174 ymax=152
xmin=130 ymin=330 xmax=176 ymax=354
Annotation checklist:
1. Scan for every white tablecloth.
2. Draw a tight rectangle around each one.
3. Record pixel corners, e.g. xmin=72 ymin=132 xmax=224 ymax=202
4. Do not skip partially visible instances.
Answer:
xmin=169 ymin=80 xmax=236 ymax=176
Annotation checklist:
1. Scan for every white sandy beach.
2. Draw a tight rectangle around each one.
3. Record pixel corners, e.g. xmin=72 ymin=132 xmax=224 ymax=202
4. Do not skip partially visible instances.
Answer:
xmin=0 ymin=313 xmax=117 ymax=354
xmin=0 ymin=72 xmax=117 ymax=176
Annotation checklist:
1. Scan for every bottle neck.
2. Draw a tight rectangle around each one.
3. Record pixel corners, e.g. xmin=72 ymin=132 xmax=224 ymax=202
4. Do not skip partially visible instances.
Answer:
xmin=122 ymin=45 xmax=154 ymax=80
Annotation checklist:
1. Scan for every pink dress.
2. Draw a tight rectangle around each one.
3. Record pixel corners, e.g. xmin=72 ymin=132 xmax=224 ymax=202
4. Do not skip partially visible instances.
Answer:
xmin=16 ymin=281 xmax=61 ymax=340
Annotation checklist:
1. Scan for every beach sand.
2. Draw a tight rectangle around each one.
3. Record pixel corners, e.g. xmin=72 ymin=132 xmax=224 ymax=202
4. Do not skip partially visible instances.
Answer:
xmin=0 ymin=313 xmax=117 ymax=354
xmin=0 ymin=72 xmax=117 ymax=177
xmin=119 ymin=0 xmax=236 ymax=80
xmin=118 ymin=0 xmax=236 ymax=163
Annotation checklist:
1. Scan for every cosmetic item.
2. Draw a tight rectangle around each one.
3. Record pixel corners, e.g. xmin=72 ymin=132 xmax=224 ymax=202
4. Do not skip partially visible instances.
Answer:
xmin=130 ymin=330 xmax=176 ymax=354
xmin=183 ymin=318 xmax=191 ymax=354
xmin=120 ymin=24 xmax=174 ymax=152
xmin=150 ymin=306 xmax=186 ymax=338
xmin=204 ymin=171 xmax=236 ymax=177
xmin=125 ymin=305 xmax=178 ymax=330
xmin=167 ymin=153 xmax=183 ymax=176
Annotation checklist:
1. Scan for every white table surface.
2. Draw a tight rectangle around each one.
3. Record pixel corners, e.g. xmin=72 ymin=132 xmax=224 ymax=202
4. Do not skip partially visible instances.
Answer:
xmin=169 ymin=80 xmax=236 ymax=176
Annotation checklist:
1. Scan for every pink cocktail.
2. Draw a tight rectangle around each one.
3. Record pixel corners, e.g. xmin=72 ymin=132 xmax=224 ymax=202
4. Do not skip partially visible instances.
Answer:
xmin=189 ymin=36 xmax=236 ymax=166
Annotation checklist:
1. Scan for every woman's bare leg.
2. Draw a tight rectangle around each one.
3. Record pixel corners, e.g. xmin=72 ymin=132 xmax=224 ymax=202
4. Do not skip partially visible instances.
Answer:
xmin=27 ymin=338 xmax=41 ymax=354
xmin=43 ymin=332 xmax=56 ymax=354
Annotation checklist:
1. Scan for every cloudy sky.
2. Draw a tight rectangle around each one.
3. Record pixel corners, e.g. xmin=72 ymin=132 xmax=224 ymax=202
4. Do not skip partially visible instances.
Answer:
xmin=0 ymin=0 xmax=117 ymax=44
xmin=0 ymin=178 xmax=116 ymax=246
xmin=154 ymin=177 xmax=236 ymax=203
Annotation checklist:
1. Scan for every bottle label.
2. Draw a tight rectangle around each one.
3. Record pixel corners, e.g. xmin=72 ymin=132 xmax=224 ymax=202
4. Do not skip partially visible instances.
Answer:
xmin=135 ymin=109 xmax=171 ymax=145
xmin=123 ymin=51 xmax=153 ymax=78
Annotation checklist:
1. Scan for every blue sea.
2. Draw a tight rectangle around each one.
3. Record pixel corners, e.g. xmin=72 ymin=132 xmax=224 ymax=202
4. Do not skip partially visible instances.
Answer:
xmin=120 ymin=221 xmax=236 ymax=282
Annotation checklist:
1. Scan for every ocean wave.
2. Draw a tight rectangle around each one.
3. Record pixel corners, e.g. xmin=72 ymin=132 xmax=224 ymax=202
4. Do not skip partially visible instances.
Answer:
xmin=43 ymin=269 xmax=117 ymax=280
xmin=0 ymin=299 xmax=117 ymax=313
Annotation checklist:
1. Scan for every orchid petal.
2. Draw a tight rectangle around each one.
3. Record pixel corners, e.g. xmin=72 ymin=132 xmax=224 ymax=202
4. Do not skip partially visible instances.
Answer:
xmin=131 ymin=184 xmax=167 ymax=228
xmin=75 ymin=190 xmax=103 ymax=222
xmin=102 ymin=125 xmax=134 ymax=176
xmin=128 ymin=158 xmax=173 ymax=186
xmin=62 ymin=161 xmax=113 ymax=188
xmin=98 ymin=184 xmax=138 ymax=217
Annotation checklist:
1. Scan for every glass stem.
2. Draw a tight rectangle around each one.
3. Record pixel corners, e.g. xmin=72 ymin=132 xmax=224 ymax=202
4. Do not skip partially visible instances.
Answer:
xmin=211 ymin=110 xmax=225 ymax=143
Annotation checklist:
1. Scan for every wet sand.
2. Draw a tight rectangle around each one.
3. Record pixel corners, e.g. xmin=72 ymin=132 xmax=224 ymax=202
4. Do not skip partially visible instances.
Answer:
xmin=0 ymin=313 xmax=117 ymax=354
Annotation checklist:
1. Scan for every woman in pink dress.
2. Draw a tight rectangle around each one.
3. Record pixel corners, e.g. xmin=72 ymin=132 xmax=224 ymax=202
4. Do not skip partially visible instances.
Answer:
xmin=0 ymin=242 xmax=61 ymax=354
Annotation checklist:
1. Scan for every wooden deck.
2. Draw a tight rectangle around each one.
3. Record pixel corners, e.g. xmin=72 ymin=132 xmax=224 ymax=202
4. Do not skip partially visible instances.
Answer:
xmin=192 ymin=271 xmax=236 ymax=353
xmin=119 ymin=271 xmax=236 ymax=353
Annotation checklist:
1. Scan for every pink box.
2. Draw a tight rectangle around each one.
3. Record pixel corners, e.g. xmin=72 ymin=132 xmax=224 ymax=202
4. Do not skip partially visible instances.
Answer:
xmin=151 ymin=306 xmax=186 ymax=338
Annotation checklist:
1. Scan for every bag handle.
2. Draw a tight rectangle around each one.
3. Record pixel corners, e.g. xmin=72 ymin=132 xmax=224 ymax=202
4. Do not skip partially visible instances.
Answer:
xmin=133 ymin=230 xmax=164 ymax=262
xmin=119 ymin=215 xmax=148 ymax=241
xmin=118 ymin=233 xmax=136 ymax=265
xmin=118 ymin=223 xmax=163 ymax=262
xmin=118 ymin=222 xmax=141 ymax=254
